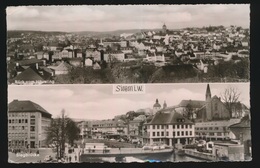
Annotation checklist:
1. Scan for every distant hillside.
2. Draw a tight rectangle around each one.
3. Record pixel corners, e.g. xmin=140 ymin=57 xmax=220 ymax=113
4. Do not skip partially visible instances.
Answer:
xmin=7 ymin=30 xmax=67 ymax=38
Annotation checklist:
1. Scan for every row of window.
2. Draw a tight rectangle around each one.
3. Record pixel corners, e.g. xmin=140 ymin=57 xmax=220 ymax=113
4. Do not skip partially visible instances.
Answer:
xmin=151 ymin=124 xmax=192 ymax=130
xmin=8 ymin=126 xmax=35 ymax=131
xmin=8 ymin=113 xmax=36 ymax=118
xmin=9 ymin=119 xmax=28 ymax=124
xmin=195 ymin=132 xmax=224 ymax=136
xmin=152 ymin=131 xmax=193 ymax=137
xmin=195 ymin=127 xmax=228 ymax=131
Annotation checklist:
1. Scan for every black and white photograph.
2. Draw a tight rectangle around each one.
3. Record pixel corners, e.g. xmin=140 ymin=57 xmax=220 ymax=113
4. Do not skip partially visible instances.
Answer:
xmin=6 ymin=4 xmax=250 ymax=84
xmin=7 ymin=83 xmax=251 ymax=163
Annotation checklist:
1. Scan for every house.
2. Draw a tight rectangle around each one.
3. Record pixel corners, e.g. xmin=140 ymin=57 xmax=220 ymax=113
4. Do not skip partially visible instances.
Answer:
xmin=68 ymin=58 xmax=82 ymax=67
xmin=229 ymin=115 xmax=251 ymax=159
xmin=8 ymin=100 xmax=52 ymax=149
xmin=86 ymin=49 xmax=101 ymax=61
xmin=85 ymin=58 xmax=93 ymax=67
xmin=93 ymin=62 xmax=101 ymax=70
xmin=104 ymin=51 xmax=125 ymax=62
xmin=52 ymin=61 xmax=72 ymax=75
xmin=144 ymin=108 xmax=195 ymax=146
xmin=12 ymin=66 xmax=54 ymax=85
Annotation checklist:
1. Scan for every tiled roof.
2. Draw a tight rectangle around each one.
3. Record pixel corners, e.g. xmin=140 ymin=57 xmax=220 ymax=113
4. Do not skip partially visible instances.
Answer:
xmin=148 ymin=110 xmax=193 ymax=125
xmin=16 ymin=58 xmax=43 ymax=66
xmin=13 ymin=67 xmax=45 ymax=81
xmin=178 ymin=100 xmax=206 ymax=108
xmin=8 ymin=100 xmax=52 ymax=118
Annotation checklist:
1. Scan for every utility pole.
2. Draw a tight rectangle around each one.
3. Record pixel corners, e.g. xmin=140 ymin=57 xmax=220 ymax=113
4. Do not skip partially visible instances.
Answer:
xmin=61 ymin=109 xmax=65 ymax=159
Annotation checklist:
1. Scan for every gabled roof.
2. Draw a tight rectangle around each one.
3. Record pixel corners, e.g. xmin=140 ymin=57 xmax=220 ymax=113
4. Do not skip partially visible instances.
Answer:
xmin=148 ymin=110 xmax=193 ymax=125
xmin=55 ymin=62 xmax=72 ymax=71
xmin=13 ymin=67 xmax=45 ymax=81
xmin=178 ymin=100 xmax=206 ymax=108
xmin=8 ymin=100 xmax=52 ymax=118
xmin=16 ymin=58 xmax=43 ymax=66
xmin=229 ymin=115 xmax=251 ymax=128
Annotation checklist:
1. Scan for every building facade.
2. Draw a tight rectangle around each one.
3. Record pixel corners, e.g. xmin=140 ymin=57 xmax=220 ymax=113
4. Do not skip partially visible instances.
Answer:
xmin=145 ymin=108 xmax=195 ymax=146
xmin=8 ymin=100 xmax=52 ymax=149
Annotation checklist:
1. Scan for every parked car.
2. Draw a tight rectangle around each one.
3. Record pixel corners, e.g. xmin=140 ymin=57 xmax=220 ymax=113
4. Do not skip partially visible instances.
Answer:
xmin=44 ymin=155 xmax=52 ymax=161
xmin=142 ymin=146 xmax=152 ymax=150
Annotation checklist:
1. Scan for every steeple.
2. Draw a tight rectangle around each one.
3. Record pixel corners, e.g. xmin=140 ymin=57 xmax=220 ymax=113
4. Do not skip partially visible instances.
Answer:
xmin=163 ymin=100 xmax=167 ymax=109
xmin=206 ymin=84 xmax=211 ymax=101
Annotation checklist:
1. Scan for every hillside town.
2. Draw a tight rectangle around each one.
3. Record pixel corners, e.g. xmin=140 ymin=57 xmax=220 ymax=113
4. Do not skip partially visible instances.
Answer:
xmin=7 ymin=24 xmax=250 ymax=84
xmin=8 ymin=84 xmax=251 ymax=162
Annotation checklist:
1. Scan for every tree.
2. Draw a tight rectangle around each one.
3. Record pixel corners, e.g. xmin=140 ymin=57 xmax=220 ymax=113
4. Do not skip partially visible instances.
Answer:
xmin=221 ymin=86 xmax=241 ymax=117
xmin=45 ymin=109 xmax=80 ymax=159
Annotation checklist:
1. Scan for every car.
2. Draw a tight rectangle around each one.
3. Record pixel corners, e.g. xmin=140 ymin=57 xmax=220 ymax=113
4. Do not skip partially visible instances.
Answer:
xmin=142 ymin=146 xmax=152 ymax=150
xmin=110 ymin=138 xmax=116 ymax=141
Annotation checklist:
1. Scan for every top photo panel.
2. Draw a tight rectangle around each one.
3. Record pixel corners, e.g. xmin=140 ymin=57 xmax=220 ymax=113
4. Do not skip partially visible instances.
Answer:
xmin=6 ymin=4 xmax=250 ymax=85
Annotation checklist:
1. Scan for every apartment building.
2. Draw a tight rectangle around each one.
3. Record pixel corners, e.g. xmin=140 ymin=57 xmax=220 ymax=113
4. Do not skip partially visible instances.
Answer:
xmin=8 ymin=100 xmax=52 ymax=149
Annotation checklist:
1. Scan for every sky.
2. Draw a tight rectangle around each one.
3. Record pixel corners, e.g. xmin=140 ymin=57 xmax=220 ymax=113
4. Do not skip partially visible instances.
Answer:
xmin=8 ymin=83 xmax=250 ymax=120
xmin=6 ymin=4 xmax=250 ymax=32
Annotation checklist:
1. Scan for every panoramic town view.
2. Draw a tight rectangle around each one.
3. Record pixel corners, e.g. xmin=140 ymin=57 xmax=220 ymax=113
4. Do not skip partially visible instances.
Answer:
xmin=8 ymin=83 xmax=251 ymax=163
xmin=6 ymin=4 xmax=251 ymax=164
xmin=6 ymin=5 xmax=250 ymax=84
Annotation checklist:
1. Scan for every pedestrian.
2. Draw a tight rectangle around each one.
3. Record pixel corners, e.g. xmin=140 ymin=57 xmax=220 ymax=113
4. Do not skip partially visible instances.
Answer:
xmin=75 ymin=155 xmax=77 ymax=161
xmin=69 ymin=156 xmax=72 ymax=162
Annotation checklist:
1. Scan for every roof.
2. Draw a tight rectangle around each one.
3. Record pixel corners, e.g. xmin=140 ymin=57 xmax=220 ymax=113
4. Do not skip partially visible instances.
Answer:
xmin=229 ymin=115 xmax=251 ymax=128
xmin=55 ymin=62 xmax=72 ymax=71
xmin=13 ymin=67 xmax=45 ymax=81
xmin=178 ymin=100 xmax=206 ymax=108
xmin=148 ymin=110 xmax=193 ymax=125
xmin=16 ymin=58 xmax=43 ymax=66
xmin=8 ymin=100 xmax=52 ymax=118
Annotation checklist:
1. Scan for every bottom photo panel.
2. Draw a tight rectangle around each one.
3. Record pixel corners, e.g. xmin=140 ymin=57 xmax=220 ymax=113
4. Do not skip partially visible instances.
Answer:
xmin=7 ymin=83 xmax=251 ymax=163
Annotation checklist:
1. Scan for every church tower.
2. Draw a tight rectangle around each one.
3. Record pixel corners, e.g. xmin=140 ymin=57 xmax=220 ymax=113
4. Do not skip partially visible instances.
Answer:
xmin=163 ymin=100 xmax=167 ymax=109
xmin=206 ymin=83 xmax=211 ymax=101
xmin=153 ymin=98 xmax=161 ymax=115
xmin=205 ymin=84 xmax=212 ymax=121
xmin=162 ymin=23 xmax=167 ymax=34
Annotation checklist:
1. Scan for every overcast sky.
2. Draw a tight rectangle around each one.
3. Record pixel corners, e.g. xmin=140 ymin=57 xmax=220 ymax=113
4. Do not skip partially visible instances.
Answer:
xmin=6 ymin=4 xmax=250 ymax=32
xmin=8 ymin=83 xmax=250 ymax=120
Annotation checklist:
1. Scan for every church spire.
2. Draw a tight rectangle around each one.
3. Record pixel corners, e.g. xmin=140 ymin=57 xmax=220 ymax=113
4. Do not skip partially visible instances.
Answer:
xmin=206 ymin=84 xmax=211 ymax=101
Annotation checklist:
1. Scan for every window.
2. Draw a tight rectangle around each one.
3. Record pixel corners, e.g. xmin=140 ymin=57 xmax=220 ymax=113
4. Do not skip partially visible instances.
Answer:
xmin=153 ymin=125 xmax=155 ymax=129
xmin=181 ymin=125 xmax=184 ymax=129
xmin=25 ymin=119 xmax=28 ymax=123
xmin=217 ymin=132 xmax=222 ymax=136
xmin=9 ymin=120 xmax=11 ymax=123
xmin=153 ymin=132 xmax=155 ymax=136
xmin=30 ymin=119 xmax=35 ymax=125
xmin=161 ymin=125 xmax=164 ymax=129
xmin=166 ymin=125 xmax=168 ymax=129
xmin=157 ymin=132 xmax=160 ymax=136
xmin=30 ymin=126 xmax=35 ymax=131
xmin=12 ymin=119 xmax=14 ymax=123
xmin=161 ymin=132 xmax=164 ymax=136
xmin=22 ymin=126 xmax=24 ymax=130
xmin=186 ymin=131 xmax=188 ymax=136
xmin=209 ymin=133 xmax=214 ymax=136
xmin=19 ymin=119 xmax=21 ymax=123
xmin=215 ymin=103 xmax=218 ymax=111
xmin=215 ymin=127 xmax=219 ymax=130
xmin=173 ymin=132 xmax=175 ymax=136
xmin=166 ymin=132 xmax=169 ymax=136
xmin=186 ymin=125 xmax=188 ymax=129
xmin=157 ymin=125 xmax=160 ymax=129
xmin=204 ymin=127 xmax=207 ymax=130
xmin=177 ymin=125 xmax=179 ymax=129
xmin=173 ymin=125 xmax=175 ymax=129
xmin=177 ymin=131 xmax=180 ymax=136
xmin=190 ymin=125 xmax=192 ymax=129
xmin=181 ymin=131 xmax=184 ymax=136
xmin=190 ymin=131 xmax=192 ymax=136
xmin=209 ymin=127 xmax=213 ymax=130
